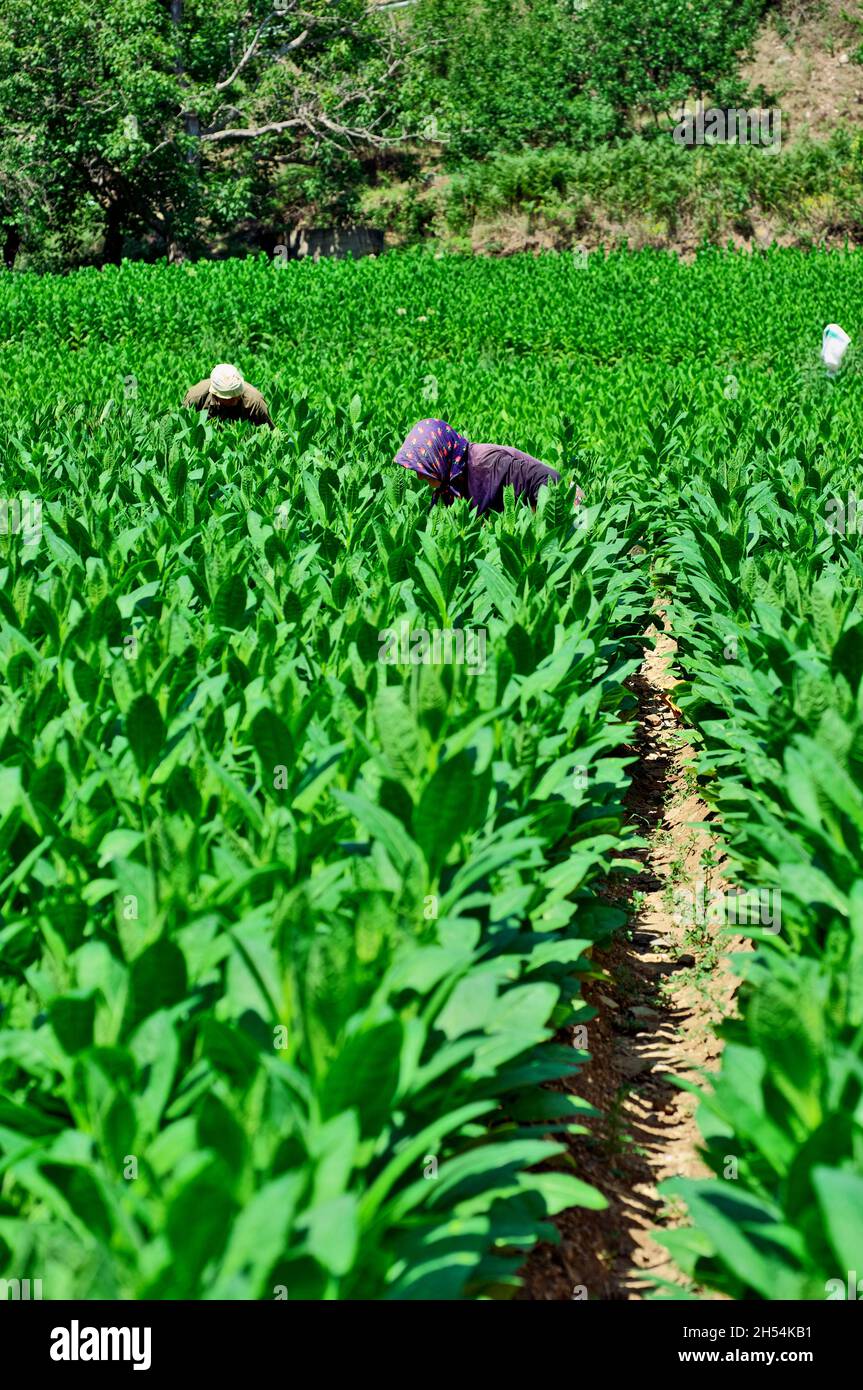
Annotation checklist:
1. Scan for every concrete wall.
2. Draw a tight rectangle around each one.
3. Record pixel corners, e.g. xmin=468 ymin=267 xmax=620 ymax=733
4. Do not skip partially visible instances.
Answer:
xmin=280 ymin=227 xmax=385 ymax=262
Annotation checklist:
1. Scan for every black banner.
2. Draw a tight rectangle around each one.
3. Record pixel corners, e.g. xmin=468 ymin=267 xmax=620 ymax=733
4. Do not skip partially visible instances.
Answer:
xmin=4 ymin=1297 xmax=858 ymax=1377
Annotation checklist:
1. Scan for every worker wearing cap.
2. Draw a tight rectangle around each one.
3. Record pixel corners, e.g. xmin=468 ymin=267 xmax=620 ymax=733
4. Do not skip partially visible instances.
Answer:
xmin=182 ymin=363 xmax=274 ymax=428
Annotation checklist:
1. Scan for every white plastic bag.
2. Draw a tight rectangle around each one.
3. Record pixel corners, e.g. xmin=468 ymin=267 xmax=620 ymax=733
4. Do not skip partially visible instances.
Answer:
xmin=822 ymin=323 xmax=851 ymax=373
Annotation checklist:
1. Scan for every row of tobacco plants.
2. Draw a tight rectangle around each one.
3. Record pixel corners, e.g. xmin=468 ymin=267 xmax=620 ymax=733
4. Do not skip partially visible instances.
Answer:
xmin=0 ymin=395 xmax=649 ymax=1297
xmin=640 ymin=410 xmax=863 ymax=1299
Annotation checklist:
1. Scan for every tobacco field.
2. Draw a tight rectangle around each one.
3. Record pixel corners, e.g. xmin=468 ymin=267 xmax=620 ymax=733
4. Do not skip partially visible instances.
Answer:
xmin=1 ymin=248 xmax=863 ymax=1299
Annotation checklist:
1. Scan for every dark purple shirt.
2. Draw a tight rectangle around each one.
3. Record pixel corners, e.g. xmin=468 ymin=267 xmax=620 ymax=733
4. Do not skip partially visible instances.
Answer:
xmin=461 ymin=443 xmax=561 ymax=515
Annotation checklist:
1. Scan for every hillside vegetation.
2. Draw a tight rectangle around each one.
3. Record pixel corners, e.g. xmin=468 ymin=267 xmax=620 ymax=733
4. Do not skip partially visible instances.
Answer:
xmin=8 ymin=0 xmax=863 ymax=268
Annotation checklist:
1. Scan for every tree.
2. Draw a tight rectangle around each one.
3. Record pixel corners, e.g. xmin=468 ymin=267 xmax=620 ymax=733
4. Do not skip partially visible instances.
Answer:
xmin=572 ymin=0 xmax=767 ymax=121
xmin=404 ymin=0 xmax=598 ymax=162
xmin=0 ymin=0 xmax=191 ymax=268
xmin=0 ymin=0 xmax=411 ymax=268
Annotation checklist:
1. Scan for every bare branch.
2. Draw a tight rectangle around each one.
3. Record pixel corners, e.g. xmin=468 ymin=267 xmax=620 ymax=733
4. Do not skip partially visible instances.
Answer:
xmin=197 ymin=5 xmax=423 ymax=152
xmin=214 ymin=5 xmax=314 ymax=95
xmin=201 ymin=108 xmax=408 ymax=148
xmin=201 ymin=117 xmax=307 ymax=141
xmin=307 ymin=112 xmax=413 ymax=148
xmin=275 ymin=26 xmax=313 ymax=57
xmin=215 ymin=14 xmax=278 ymax=92
xmin=141 ymin=136 xmax=176 ymax=161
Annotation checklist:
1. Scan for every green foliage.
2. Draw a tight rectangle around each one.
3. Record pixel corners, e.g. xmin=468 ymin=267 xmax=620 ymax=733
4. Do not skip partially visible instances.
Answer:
xmin=0 ymin=0 xmax=192 ymax=265
xmin=403 ymin=0 xmax=616 ymax=161
xmin=0 ymin=0 xmax=786 ymax=269
xmin=644 ymin=411 xmax=863 ymax=1299
xmin=574 ymin=0 xmax=766 ymax=117
xmin=0 ymin=0 xmax=401 ymax=269
xmin=402 ymin=0 xmax=767 ymax=161
xmin=3 ymin=246 xmax=863 ymax=1301
xmin=0 ymin=252 xmax=651 ymax=1298
xmin=442 ymin=129 xmax=863 ymax=246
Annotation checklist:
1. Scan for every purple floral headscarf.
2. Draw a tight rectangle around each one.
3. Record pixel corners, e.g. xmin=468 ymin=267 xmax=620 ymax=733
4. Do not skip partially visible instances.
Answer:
xmin=395 ymin=419 xmax=469 ymax=505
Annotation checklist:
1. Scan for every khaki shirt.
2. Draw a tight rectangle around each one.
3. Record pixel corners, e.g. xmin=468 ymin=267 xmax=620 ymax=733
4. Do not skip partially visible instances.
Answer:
xmin=183 ymin=379 xmax=274 ymax=428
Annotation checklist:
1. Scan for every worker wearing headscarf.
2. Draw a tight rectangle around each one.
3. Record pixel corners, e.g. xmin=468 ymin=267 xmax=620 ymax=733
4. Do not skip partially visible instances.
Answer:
xmin=395 ymin=418 xmax=581 ymax=514
xmin=183 ymin=363 xmax=274 ymax=428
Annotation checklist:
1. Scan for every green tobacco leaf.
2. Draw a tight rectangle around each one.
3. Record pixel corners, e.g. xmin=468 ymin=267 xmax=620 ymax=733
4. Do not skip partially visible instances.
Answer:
xmin=49 ymin=992 xmax=96 ymax=1055
xmin=662 ymin=1180 xmax=805 ymax=1300
xmin=127 ymin=940 xmax=188 ymax=1032
xmin=165 ymin=1156 xmax=236 ymax=1293
xmin=474 ymin=557 xmax=518 ymax=619
xmin=749 ymin=970 xmax=825 ymax=1128
xmin=335 ymin=789 xmax=424 ymax=881
xmin=39 ymin=1162 xmax=113 ymax=1242
xmin=212 ymin=573 xmax=248 ymax=629
xmin=130 ymin=1010 xmax=180 ymax=1137
xmin=301 ymin=1194 xmax=359 ymax=1278
xmin=320 ymin=1020 xmax=403 ymax=1137
xmin=374 ymin=685 xmax=422 ymax=782
xmin=250 ymin=707 xmax=294 ymax=793
xmin=414 ymin=751 xmax=474 ymax=873
xmin=126 ymin=693 xmax=165 ymax=773
xmin=521 ymin=1170 xmax=606 ymax=1212
xmin=812 ymin=1167 xmax=863 ymax=1276
xmin=211 ymin=1174 xmax=305 ymax=1298
xmin=29 ymin=760 xmax=66 ymax=813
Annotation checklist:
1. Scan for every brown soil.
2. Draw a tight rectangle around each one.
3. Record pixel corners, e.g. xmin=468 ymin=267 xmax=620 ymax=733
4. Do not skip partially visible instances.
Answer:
xmin=520 ymin=619 xmax=749 ymax=1301
xmin=741 ymin=0 xmax=863 ymax=143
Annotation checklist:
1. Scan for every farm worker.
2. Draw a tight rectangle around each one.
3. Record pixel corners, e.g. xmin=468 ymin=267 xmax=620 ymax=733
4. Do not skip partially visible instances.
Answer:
xmin=182 ymin=364 xmax=274 ymax=428
xmin=395 ymin=418 xmax=583 ymax=514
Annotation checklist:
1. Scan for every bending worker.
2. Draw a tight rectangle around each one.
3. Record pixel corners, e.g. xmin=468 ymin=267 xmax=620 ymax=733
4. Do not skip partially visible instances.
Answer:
xmin=183 ymin=363 xmax=274 ymax=428
xmin=395 ymin=418 xmax=582 ymax=513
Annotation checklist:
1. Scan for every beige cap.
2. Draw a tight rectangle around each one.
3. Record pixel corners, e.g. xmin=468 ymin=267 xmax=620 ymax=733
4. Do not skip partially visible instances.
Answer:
xmin=210 ymin=363 xmax=244 ymax=399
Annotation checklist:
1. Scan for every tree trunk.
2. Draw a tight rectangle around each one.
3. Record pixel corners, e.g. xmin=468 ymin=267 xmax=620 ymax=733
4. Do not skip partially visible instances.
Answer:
xmin=3 ymin=227 xmax=20 ymax=270
xmin=102 ymin=202 xmax=124 ymax=265
xmin=171 ymin=0 xmax=201 ymax=169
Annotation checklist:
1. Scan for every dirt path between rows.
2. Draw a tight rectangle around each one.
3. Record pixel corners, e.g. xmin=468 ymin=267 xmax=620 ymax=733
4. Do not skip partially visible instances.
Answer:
xmin=522 ymin=619 xmax=748 ymax=1300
